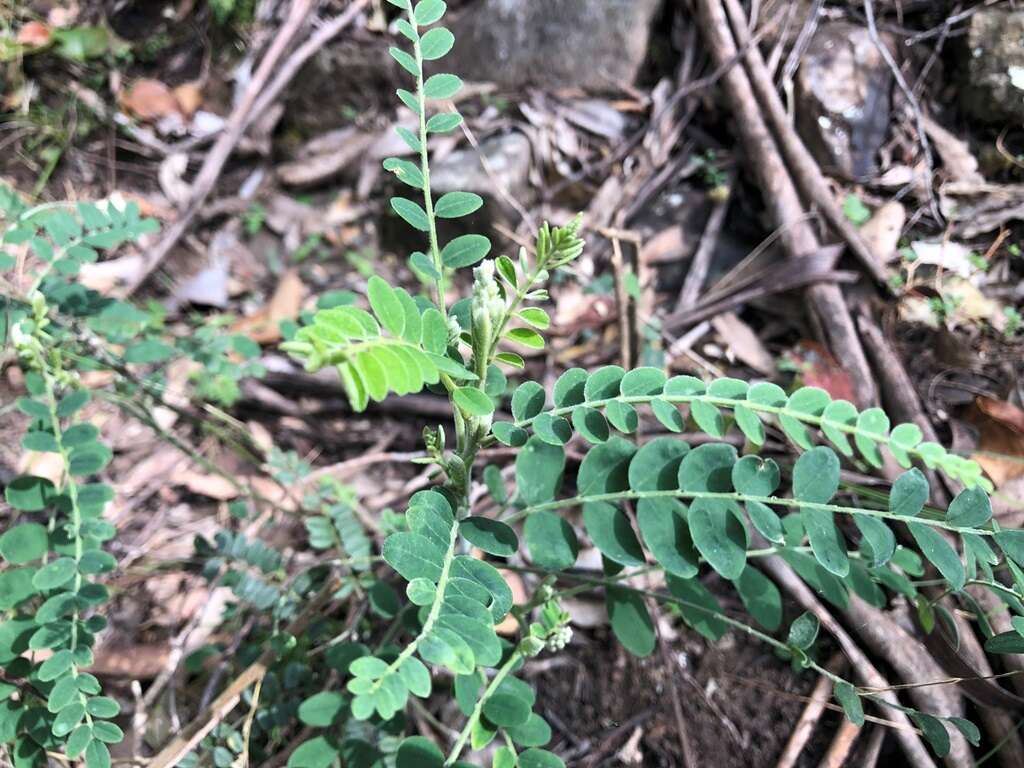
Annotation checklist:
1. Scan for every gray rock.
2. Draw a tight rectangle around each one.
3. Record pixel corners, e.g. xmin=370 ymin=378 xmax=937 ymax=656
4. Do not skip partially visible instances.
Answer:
xmin=381 ymin=133 xmax=532 ymax=256
xmin=961 ymin=9 xmax=1024 ymax=123
xmin=449 ymin=0 xmax=663 ymax=91
xmin=795 ymin=22 xmax=893 ymax=178
xmin=430 ymin=131 xmax=532 ymax=200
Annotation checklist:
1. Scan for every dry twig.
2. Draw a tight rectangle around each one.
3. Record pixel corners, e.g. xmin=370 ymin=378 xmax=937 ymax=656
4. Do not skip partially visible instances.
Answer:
xmin=775 ymin=654 xmax=846 ymax=768
xmin=126 ymin=0 xmax=370 ymax=293
xmin=696 ymin=0 xmax=879 ymax=406
xmin=862 ymin=0 xmax=943 ymax=225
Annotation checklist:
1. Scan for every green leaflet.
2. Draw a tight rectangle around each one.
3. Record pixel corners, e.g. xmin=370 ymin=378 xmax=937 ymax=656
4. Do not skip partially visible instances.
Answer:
xmin=606 ymin=586 xmax=655 ymax=657
xmin=459 ymin=517 xmax=518 ymax=557
xmin=946 ymin=486 xmax=991 ymax=527
xmin=453 ymin=386 xmax=494 ymax=416
xmin=0 ymin=522 xmax=49 ymax=564
xmin=582 ymin=502 xmax=645 ymax=567
xmin=441 ymin=234 xmax=491 ymax=268
xmin=515 ymin=437 xmax=565 ymax=505
xmin=689 ymin=498 xmax=747 ymax=579
xmin=678 ymin=443 xmax=736 ymax=492
xmin=792 ymin=446 xmax=840 ymax=504
xmin=731 ymin=566 xmax=782 ymax=631
xmin=802 ymin=509 xmax=849 ymax=578
xmin=780 ymin=387 xmax=830 ymax=449
xmin=524 ymin=511 xmax=578 ymax=571
xmin=420 ymin=27 xmax=454 ymax=59
xmin=636 ymin=498 xmax=699 ymax=578
xmin=787 ymin=611 xmax=819 ymax=649
xmin=908 ymin=522 xmax=965 ymax=591
xmin=889 ymin=469 xmax=929 ymax=517
xmin=855 ymin=408 xmax=890 ymax=468
xmin=667 ymin=575 xmax=727 ymax=641
xmin=834 ymin=681 xmax=865 ymax=726
xmin=577 ymin=437 xmax=635 ymax=495
xmin=435 ymin=191 xmax=483 ymax=218
xmin=855 ymin=515 xmax=896 ymax=567
xmin=731 ymin=455 xmax=779 ymax=496
xmin=423 ymin=73 xmax=463 ymax=99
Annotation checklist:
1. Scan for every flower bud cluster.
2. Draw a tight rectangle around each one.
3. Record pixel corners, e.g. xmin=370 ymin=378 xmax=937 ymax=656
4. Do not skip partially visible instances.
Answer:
xmin=545 ymin=625 xmax=573 ymax=652
xmin=470 ymin=260 xmax=504 ymax=341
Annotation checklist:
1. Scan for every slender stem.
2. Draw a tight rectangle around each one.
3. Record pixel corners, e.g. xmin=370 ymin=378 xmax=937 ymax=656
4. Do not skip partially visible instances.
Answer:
xmin=35 ymin=350 xmax=94 ymax=727
xmin=410 ymin=11 xmax=446 ymax=319
xmin=445 ymin=650 xmax=521 ymax=765
xmin=507 ymin=488 xmax=995 ymax=537
xmin=485 ymin=260 xmax=545 ymax=368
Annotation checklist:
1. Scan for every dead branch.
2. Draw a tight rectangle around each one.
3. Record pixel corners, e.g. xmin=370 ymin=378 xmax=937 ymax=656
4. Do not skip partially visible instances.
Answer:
xmin=721 ymin=0 xmax=891 ymax=287
xmin=695 ymin=0 xmax=879 ymax=407
xmin=775 ymin=654 xmax=845 ymax=768
xmin=756 ymin=554 xmax=939 ymax=768
xmin=126 ymin=0 xmax=369 ymax=294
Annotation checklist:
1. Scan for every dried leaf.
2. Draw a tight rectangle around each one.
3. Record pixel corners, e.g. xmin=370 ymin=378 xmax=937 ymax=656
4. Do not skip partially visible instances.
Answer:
xmin=120 ymin=79 xmax=182 ymax=121
xmin=967 ymin=398 xmax=1024 ymax=488
xmin=922 ymin=115 xmax=984 ymax=185
xmin=172 ymin=469 xmax=238 ymax=500
xmin=911 ymin=241 xmax=974 ymax=278
xmin=711 ymin=311 xmax=774 ymax=375
xmin=860 ymin=201 xmax=905 ymax=264
xmin=232 ymin=268 xmax=306 ymax=344
xmin=785 ymin=341 xmax=856 ymax=402
xmin=17 ymin=21 xmax=52 ymax=47
xmin=173 ymin=82 xmax=203 ymax=117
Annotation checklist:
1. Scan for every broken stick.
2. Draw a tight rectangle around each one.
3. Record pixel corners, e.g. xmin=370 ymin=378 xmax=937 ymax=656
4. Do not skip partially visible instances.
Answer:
xmin=696 ymin=0 xmax=879 ymax=406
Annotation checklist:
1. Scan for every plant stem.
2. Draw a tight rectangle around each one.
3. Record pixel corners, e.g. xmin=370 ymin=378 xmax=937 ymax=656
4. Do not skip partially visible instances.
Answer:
xmin=507 ymin=488 xmax=994 ymax=537
xmin=512 ymin=392 xmax=978 ymax=487
xmin=410 ymin=10 xmax=446 ymax=320
xmin=34 ymin=348 xmax=94 ymax=727
xmin=445 ymin=649 xmax=521 ymax=765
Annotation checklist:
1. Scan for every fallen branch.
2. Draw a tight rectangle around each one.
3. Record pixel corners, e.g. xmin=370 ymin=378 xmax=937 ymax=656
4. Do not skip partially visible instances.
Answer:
xmin=125 ymin=0 xmax=369 ymax=294
xmin=757 ymin=554 xmax=938 ymax=768
xmin=146 ymin=578 xmax=340 ymax=768
xmin=696 ymin=0 xmax=879 ymax=407
xmin=721 ymin=0 xmax=891 ymax=287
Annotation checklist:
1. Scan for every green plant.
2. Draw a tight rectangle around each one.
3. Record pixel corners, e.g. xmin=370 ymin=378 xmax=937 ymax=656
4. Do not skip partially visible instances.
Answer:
xmin=273 ymin=1 xmax=1023 ymax=766
xmin=3 ymin=1 xmax=1024 ymax=766
xmin=842 ymin=194 xmax=871 ymax=226
xmin=0 ymin=189 xmax=163 ymax=767
xmin=1004 ymin=306 xmax=1022 ymax=338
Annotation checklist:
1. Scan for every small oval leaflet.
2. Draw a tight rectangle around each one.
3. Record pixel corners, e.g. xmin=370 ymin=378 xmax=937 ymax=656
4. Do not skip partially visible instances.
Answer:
xmin=459 ymin=517 xmax=518 ymax=557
